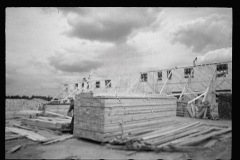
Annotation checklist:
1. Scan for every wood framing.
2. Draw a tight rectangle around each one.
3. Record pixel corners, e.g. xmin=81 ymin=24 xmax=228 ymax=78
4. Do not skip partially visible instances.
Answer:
xmin=49 ymin=61 xmax=232 ymax=115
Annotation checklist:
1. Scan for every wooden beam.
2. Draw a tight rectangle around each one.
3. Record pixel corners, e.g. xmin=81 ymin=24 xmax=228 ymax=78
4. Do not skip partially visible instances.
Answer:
xmin=178 ymin=127 xmax=231 ymax=146
xmin=42 ymin=135 xmax=73 ymax=145
xmin=141 ymin=122 xmax=200 ymax=141
xmin=6 ymin=127 xmax=46 ymax=141
xmin=7 ymin=144 xmax=23 ymax=154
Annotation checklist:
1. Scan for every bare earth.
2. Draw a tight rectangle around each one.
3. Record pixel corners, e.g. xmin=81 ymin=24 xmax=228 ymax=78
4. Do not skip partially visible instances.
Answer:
xmin=5 ymin=117 xmax=232 ymax=159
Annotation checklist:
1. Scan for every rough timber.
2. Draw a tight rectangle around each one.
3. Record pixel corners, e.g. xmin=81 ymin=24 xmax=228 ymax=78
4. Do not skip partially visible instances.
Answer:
xmin=73 ymin=92 xmax=177 ymax=142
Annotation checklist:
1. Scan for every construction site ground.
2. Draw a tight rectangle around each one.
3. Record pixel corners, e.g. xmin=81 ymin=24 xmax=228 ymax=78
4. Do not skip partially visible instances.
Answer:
xmin=5 ymin=117 xmax=232 ymax=159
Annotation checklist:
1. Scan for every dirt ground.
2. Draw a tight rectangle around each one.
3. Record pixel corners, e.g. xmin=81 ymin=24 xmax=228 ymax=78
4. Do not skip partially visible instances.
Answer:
xmin=5 ymin=117 xmax=232 ymax=159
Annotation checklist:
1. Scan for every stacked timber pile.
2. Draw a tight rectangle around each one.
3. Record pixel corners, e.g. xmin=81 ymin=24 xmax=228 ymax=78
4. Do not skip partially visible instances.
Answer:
xmin=6 ymin=99 xmax=48 ymax=119
xmin=176 ymin=101 xmax=190 ymax=117
xmin=176 ymin=101 xmax=211 ymax=119
xmin=45 ymin=105 xmax=70 ymax=116
xmin=21 ymin=117 xmax=71 ymax=131
xmin=6 ymin=99 xmax=48 ymax=111
xmin=18 ymin=110 xmax=72 ymax=131
xmin=6 ymin=110 xmax=74 ymax=154
xmin=218 ymin=93 xmax=232 ymax=119
xmin=74 ymin=92 xmax=177 ymax=142
xmin=5 ymin=126 xmax=73 ymax=154
xmin=107 ymin=121 xmax=232 ymax=152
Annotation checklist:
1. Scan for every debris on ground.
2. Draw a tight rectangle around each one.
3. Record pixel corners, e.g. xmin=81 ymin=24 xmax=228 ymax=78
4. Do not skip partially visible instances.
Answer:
xmin=6 ymin=144 xmax=23 ymax=154
xmin=107 ymin=121 xmax=232 ymax=153
xmin=6 ymin=106 xmax=74 ymax=154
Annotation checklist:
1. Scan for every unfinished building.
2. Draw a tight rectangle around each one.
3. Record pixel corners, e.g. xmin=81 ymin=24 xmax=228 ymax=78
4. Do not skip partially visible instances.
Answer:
xmin=46 ymin=61 xmax=232 ymax=142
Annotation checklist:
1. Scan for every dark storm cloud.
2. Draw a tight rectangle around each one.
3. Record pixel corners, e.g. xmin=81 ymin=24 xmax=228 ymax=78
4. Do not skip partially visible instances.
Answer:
xmin=171 ymin=14 xmax=232 ymax=53
xmin=58 ymin=7 xmax=87 ymax=15
xmin=48 ymin=54 xmax=104 ymax=73
xmin=61 ymin=7 xmax=162 ymax=43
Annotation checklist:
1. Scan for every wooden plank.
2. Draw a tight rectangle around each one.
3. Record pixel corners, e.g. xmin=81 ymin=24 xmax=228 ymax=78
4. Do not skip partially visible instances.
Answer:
xmin=74 ymin=112 xmax=175 ymax=125
xmin=21 ymin=118 xmax=70 ymax=130
xmin=186 ymin=105 xmax=194 ymax=118
xmin=178 ymin=127 xmax=232 ymax=146
xmin=141 ymin=122 xmax=201 ymax=141
xmin=127 ymin=121 xmax=184 ymax=136
xmin=78 ymin=105 xmax=176 ymax=115
xmin=78 ymin=109 xmax=175 ymax=121
xmin=220 ymin=132 xmax=232 ymax=140
xmin=75 ymin=116 xmax=176 ymax=133
xmin=11 ymin=123 xmax=38 ymax=132
xmin=5 ymin=135 xmax=26 ymax=141
xmin=166 ymin=127 xmax=217 ymax=146
xmin=191 ymin=103 xmax=196 ymax=117
xmin=16 ymin=110 xmax=42 ymax=115
xmin=150 ymin=127 xmax=204 ymax=146
xmin=40 ymin=136 xmax=65 ymax=143
xmin=104 ymin=101 xmax=176 ymax=107
xmin=160 ymin=145 xmax=206 ymax=152
xmin=104 ymin=119 xmax=177 ymax=138
xmin=132 ymin=121 xmax=192 ymax=140
xmin=6 ymin=127 xmax=46 ymax=141
xmin=42 ymin=135 xmax=73 ymax=145
xmin=204 ymin=139 xmax=218 ymax=147
xmin=203 ymin=107 xmax=208 ymax=118
xmin=37 ymin=116 xmax=71 ymax=122
xmin=44 ymin=111 xmax=71 ymax=119
xmin=7 ymin=144 xmax=23 ymax=154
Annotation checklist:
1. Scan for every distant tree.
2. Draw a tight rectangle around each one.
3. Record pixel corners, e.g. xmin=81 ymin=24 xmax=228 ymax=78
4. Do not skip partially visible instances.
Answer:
xmin=6 ymin=94 xmax=54 ymax=101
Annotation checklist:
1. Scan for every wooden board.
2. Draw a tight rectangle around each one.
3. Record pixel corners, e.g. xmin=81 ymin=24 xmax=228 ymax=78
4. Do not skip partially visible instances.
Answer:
xmin=21 ymin=118 xmax=70 ymax=131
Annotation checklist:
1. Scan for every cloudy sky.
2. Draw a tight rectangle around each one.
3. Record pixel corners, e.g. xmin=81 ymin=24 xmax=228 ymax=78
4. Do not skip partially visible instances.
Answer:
xmin=6 ymin=7 xmax=232 ymax=96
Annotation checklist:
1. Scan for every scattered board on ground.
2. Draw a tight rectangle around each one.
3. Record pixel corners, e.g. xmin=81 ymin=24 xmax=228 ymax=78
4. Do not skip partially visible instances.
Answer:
xmin=21 ymin=117 xmax=71 ymax=131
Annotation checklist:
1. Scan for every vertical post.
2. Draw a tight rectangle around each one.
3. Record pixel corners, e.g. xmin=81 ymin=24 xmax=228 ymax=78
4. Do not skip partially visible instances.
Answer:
xmin=46 ymin=87 xmax=66 ymax=107
xmin=160 ymin=70 xmax=172 ymax=95
xmin=127 ymin=74 xmax=140 ymax=93
xmin=203 ymin=66 xmax=217 ymax=102
xmin=153 ymin=71 xmax=155 ymax=94
xmin=179 ymin=68 xmax=194 ymax=100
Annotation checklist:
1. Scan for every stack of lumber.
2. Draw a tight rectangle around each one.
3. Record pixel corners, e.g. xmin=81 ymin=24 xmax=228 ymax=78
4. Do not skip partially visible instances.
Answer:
xmin=176 ymin=101 xmax=190 ymax=117
xmin=15 ymin=110 xmax=71 ymax=119
xmin=6 ymin=99 xmax=48 ymax=112
xmin=107 ymin=120 xmax=232 ymax=152
xmin=74 ymin=92 xmax=177 ymax=142
xmin=218 ymin=93 xmax=232 ymax=119
xmin=21 ymin=116 xmax=71 ymax=131
xmin=6 ymin=99 xmax=49 ymax=119
xmin=176 ymin=101 xmax=211 ymax=119
xmin=45 ymin=105 xmax=70 ymax=116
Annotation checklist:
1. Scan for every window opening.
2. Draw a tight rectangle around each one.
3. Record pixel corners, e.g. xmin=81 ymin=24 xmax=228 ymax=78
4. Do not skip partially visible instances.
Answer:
xmin=217 ymin=64 xmax=228 ymax=77
xmin=184 ymin=68 xmax=194 ymax=78
xmin=141 ymin=73 xmax=148 ymax=82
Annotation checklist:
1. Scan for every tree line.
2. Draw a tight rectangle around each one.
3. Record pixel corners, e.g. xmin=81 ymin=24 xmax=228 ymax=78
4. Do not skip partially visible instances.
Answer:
xmin=5 ymin=95 xmax=53 ymax=101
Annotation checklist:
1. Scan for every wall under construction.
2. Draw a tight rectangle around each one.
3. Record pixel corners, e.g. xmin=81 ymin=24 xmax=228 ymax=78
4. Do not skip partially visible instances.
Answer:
xmin=54 ymin=61 xmax=232 ymax=102
xmin=73 ymin=92 xmax=177 ymax=142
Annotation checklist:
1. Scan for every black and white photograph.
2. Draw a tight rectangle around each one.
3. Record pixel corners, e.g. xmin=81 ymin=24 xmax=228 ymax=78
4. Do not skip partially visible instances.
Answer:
xmin=6 ymin=7 xmax=232 ymax=159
